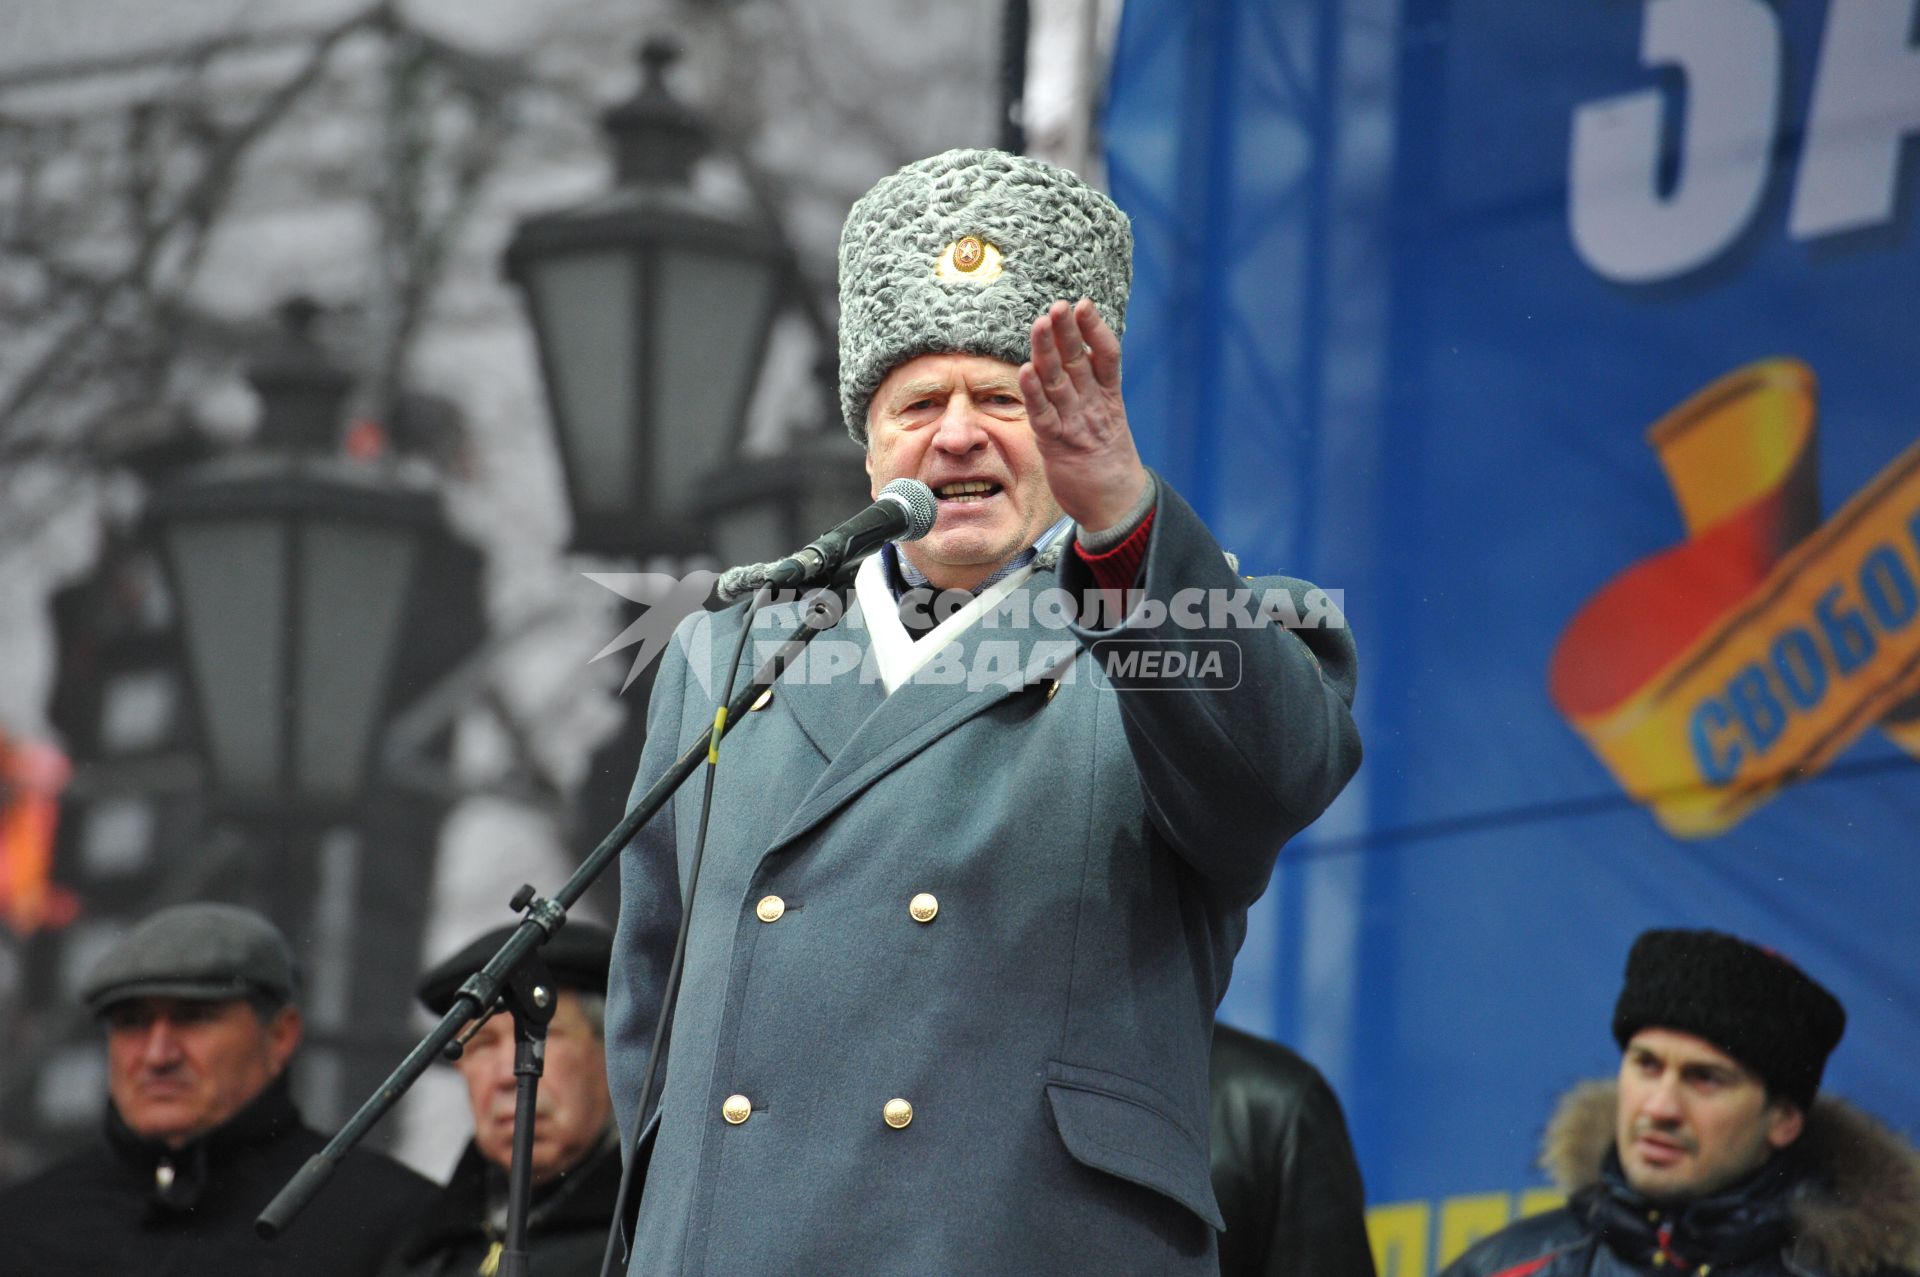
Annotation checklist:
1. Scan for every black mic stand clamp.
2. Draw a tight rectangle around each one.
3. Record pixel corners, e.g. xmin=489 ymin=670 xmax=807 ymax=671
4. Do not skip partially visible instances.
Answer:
xmin=444 ymin=937 xmax=557 ymax=1277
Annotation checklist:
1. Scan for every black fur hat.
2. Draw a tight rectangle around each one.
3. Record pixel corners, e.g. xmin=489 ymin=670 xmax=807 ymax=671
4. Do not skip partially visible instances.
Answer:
xmin=1612 ymin=928 xmax=1846 ymax=1109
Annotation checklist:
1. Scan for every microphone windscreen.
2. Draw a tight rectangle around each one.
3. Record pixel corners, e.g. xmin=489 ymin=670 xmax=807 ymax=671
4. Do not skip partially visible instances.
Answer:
xmin=879 ymin=478 xmax=937 ymax=541
xmin=717 ymin=561 xmax=778 ymax=603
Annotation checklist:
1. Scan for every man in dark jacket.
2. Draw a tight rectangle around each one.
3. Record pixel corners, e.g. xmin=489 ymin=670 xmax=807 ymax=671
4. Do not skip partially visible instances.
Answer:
xmin=0 ymin=901 xmax=435 ymax=1275
xmin=1441 ymin=928 xmax=1920 ymax=1277
xmin=1209 ymin=1023 xmax=1376 ymax=1277
xmin=381 ymin=922 xmax=621 ymax=1277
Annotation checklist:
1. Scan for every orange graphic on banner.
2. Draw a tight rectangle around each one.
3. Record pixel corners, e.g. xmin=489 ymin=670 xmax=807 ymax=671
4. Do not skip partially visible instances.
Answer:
xmin=1549 ymin=359 xmax=1920 ymax=837
xmin=0 ymin=734 xmax=78 ymax=936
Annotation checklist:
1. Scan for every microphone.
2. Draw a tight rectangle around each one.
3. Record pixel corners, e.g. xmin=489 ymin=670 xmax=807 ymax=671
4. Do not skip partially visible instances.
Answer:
xmin=717 ymin=478 xmax=937 ymax=601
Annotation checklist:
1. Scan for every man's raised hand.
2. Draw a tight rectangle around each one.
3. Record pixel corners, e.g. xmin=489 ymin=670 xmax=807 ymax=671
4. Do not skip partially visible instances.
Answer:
xmin=1019 ymin=298 xmax=1150 ymax=532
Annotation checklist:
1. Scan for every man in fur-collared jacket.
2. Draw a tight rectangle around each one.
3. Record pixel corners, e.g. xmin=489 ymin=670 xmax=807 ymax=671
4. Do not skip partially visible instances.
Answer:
xmin=1441 ymin=929 xmax=1920 ymax=1277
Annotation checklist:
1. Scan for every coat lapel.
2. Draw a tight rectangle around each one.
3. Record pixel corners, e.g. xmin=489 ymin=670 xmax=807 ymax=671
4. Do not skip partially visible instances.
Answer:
xmin=765 ymin=558 xmax=1084 ymax=855
xmin=759 ymin=593 xmax=884 ymax=765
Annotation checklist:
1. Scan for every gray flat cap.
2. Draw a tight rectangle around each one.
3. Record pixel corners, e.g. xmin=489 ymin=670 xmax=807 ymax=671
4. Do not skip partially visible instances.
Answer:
xmin=836 ymin=148 xmax=1132 ymax=443
xmin=81 ymin=902 xmax=297 ymax=1015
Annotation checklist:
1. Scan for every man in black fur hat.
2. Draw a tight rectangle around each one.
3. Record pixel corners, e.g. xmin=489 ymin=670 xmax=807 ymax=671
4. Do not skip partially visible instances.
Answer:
xmin=1441 ymin=928 xmax=1919 ymax=1277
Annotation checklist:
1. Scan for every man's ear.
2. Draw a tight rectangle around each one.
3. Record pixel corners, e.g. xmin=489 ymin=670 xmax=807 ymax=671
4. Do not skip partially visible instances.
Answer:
xmin=265 ymin=1004 xmax=303 ymax=1076
xmin=864 ymin=446 xmax=875 ymax=492
xmin=1766 ymin=1098 xmax=1805 ymax=1150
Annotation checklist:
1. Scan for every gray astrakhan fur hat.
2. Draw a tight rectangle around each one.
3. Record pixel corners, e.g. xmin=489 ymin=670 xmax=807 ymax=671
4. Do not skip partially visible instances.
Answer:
xmin=836 ymin=148 xmax=1133 ymax=443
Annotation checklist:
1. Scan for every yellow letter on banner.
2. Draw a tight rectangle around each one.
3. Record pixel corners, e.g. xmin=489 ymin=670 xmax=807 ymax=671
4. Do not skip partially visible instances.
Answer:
xmin=1366 ymin=1202 xmax=1431 ymax=1277
xmin=1438 ymin=1193 xmax=1514 ymax=1268
xmin=1517 ymin=1187 xmax=1566 ymax=1218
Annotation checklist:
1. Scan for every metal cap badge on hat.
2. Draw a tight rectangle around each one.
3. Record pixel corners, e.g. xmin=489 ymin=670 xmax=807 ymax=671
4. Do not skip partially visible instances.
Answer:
xmin=835 ymin=148 xmax=1132 ymax=443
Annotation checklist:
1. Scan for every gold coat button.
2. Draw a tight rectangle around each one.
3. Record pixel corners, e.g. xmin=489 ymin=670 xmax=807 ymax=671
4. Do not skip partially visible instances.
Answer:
xmin=908 ymin=893 xmax=938 ymax=923
xmin=755 ymin=895 xmax=786 ymax=923
xmin=722 ymin=1094 xmax=752 ymax=1124
xmin=883 ymin=1098 xmax=914 ymax=1129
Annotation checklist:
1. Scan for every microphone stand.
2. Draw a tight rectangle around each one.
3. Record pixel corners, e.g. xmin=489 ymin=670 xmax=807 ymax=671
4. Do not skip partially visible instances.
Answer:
xmin=256 ymin=577 xmax=856 ymax=1245
xmin=493 ymin=952 xmax=555 ymax=1277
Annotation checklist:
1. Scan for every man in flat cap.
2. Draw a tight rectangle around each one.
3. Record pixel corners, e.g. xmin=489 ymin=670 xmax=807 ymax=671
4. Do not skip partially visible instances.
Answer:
xmin=0 ymin=900 xmax=434 ymax=1276
xmin=381 ymin=922 xmax=621 ymax=1277
xmin=1441 ymin=928 xmax=1920 ymax=1277
xmin=606 ymin=148 xmax=1361 ymax=1275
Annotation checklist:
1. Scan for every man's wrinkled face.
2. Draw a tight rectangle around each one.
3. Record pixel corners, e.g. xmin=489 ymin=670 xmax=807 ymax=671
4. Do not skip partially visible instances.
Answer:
xmin=865 ymin=352 xmax=1063 ymax=592
xmin=105 ymin=996 xmax=301 ymax=1148
xmin=1615 ymin=1028 xmax=1804 ymax=1201
xmin=457 ymin=989 xmax=612 ymax=1185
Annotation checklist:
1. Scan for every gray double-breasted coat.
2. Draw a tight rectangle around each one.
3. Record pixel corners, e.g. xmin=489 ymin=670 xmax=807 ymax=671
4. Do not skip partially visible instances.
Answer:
xmin=607 ymin=482 xmax=1361 ymax=1275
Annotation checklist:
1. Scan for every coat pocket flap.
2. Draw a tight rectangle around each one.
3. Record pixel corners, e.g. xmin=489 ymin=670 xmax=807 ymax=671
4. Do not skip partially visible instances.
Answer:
xmin=1044 ymin=1061 xmax=1225 ymax=1231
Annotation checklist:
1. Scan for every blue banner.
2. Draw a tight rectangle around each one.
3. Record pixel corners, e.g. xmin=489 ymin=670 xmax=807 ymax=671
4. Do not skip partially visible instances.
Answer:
xmin=1108 ymin=1 xmax=1920 ymax=1271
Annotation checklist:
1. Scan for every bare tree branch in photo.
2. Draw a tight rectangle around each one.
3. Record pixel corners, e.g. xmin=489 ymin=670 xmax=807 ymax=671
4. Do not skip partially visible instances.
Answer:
xmin=0 ymin=4 xmax=387 ymax=455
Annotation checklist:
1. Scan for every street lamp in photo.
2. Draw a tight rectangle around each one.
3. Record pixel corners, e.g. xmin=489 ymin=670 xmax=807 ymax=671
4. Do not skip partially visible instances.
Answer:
xmin=146 ymin=299 xmax=448 ymax=820
xmin=505 ymin=37 xmax=790 ymax=559
xmin=142 ymin=298 xmax=478 ymax=1127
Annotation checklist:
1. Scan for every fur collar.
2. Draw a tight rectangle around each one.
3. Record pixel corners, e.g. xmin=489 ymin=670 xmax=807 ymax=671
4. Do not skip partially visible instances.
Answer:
xmin=1541 ymin=1080 xmax=1920 ymax=1275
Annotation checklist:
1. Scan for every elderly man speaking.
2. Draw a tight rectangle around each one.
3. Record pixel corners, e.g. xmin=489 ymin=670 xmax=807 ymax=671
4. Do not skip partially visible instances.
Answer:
xmin=605 ymin=148 xmax=1363 ymax=1276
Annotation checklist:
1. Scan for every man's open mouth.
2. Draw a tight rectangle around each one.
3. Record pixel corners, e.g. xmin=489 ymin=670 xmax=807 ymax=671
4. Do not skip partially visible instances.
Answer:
xmin=933 ymin=480 xmax=1002 ymax=503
